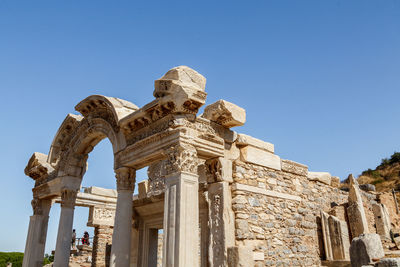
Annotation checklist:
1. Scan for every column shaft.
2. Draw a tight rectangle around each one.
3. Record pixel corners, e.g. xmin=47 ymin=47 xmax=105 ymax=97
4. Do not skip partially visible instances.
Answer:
xmin=110 ymin=167 xmax=135 ymax=267
xmin=110 ymin=191 xmax=133 ymax=266
xmin=162 ymin=172 xmax=199 ymax=267
xmin=53 ymin=189 xmax=77 ymax=267
xmin=22 ymin=199 xmax=51 ymax=267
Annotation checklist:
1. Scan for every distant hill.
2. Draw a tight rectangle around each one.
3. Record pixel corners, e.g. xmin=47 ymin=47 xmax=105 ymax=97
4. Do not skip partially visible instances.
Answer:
xmin=358 ymin=152 xmax=400 ymax=192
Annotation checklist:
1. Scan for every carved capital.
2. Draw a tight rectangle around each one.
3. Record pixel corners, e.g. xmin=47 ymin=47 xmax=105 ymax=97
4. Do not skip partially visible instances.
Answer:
xmin=165 ymin=143 xmax=199 ymax=175
xmin=31 ymin=198 xmax=43 ymax=215
xmin=205 ymin=157 xmax=233 ymax=183
xmin=60 ymin=188 xmax=77 ymax=208
xmin=115 ymin=167 xmax=136 ymax=191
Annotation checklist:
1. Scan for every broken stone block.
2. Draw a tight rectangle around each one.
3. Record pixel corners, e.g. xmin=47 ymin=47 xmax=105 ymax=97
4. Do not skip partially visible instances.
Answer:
xmin=281 ymin=159 xmax=308 ymax=176
xmin=372 ymin=203 xmax=392 ymax=240
xmin=347 ymin=174 xmax=369 ymax=238
xmin=350 ymin=233 xmax=384 ymax=267
xmin=376 ymin=258 xmax=400 ymax=267
xmin=203 ymin=100 xmax=246 ymax=128
xmin=321 ymin=211 xmax=333 ymax=260
xmin=328 ymin=215 xmax=350 ymax=260
xmin=138 ymin=180 xmax=148 ymax=199
xmin=154 ymin=65 xmax=206 ymax=96
xmin=359 ymin=184 xmax=376 ymax=192
xmin=308 ymin=172 xmax=331 ymax=185
xmin=236 ymin=134 xmax=274 ymax=153
xmin=240 ymin=146 xmax=281 ymax=170
xmin=331 ymin=176 xmax=341 ymax=188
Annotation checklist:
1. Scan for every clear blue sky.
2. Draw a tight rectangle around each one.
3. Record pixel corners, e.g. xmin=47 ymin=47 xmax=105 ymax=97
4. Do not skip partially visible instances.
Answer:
xmin=0 ymin=0 xmax=399 ymax=253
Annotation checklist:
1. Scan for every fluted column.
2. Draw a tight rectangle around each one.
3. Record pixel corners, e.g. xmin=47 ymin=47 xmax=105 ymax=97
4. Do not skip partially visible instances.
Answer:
xmin=22 ymin=198 xmax=52 ymax=267
xmin=162 ymin=144 xmax=200 ymax=267
xmin=53 ymin=188 xmax=77 ymax=267
xmin=110 ymin=167 xmax=136 ymax=267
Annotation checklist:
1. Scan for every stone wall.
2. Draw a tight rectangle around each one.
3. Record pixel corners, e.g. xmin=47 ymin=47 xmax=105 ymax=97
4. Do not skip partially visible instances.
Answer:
xmin=92 ymin=226 xmax=113 ymax=267
xmin=232 ymin=159 xmax=348 ymax=266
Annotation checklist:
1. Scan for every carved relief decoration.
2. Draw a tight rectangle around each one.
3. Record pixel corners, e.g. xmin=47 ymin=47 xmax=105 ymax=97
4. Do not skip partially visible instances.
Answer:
xmin=147 ymin=161 xmax=166 ymax=194
xmin=165 ymin=144 xmax=199 ymax=175
xmin=31 ymin=198 xmax=43 ymax=215
xmin=93 ymin=208 xmax=115 ymax=221
xmin=205 ymin=158 xmax=222 ymax=183
xmin=60 ymin=188 xmax=78 ymax=208
xmin=123 ymin=102 xmax=176 ymax=134
xmin=209 ymin=192 xmax=224 ymax=263
xmin=115 ymin=167 xmax=136 ymax=191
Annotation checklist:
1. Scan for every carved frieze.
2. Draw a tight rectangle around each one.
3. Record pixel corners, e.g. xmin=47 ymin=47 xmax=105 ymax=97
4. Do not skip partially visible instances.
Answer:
xmin=93 ymin=207 xmax=115 ymax=221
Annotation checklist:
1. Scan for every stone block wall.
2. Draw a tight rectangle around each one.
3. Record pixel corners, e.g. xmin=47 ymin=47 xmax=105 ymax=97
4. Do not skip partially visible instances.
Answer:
xmin=232 ymin=159 xmax=348 ymax=266
xmin=92 ymin=226 xmax=113 ymax=267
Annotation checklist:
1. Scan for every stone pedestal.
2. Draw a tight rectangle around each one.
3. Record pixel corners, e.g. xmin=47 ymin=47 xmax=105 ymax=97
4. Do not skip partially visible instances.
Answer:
xmin=22 ymin=199 xmax=52 ymax=267
xmin=162 ymin=172 xmax=199 ymax=267
xmin=53 ymin=189 xmax=77 ymax=267
xmin=110 ymin=167 xmax=135 ymax=267
xmin=92 ymin=226 xmax=113 ymax=267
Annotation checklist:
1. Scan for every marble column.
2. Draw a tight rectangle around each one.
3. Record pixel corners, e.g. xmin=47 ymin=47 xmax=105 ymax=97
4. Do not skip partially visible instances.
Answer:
xmin=53 ymin=188 xmax=78 ymax=267
xmin=162 ymin=144 xmax=200 ymax=267
xmin=110 ymin=167 xmax=136 ymax=267
xmin=22 ymin=198 xmax=52 ymax=267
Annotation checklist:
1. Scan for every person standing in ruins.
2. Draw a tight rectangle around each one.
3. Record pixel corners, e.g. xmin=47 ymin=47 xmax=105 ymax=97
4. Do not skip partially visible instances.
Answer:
xmin=71 ymin=229 xmax=76 ymax=248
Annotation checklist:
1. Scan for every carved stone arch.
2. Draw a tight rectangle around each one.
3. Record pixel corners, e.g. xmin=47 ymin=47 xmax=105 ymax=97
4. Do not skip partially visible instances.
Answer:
xmin=48 ymin=95 xmax=139 ymax=180
xmin=56 ymin=116 xmax=124 ymax=178
xmin=75 ymin=95 xmax=138 ymax=134
xmin=48 ymin=113 xmax=84 ymax=167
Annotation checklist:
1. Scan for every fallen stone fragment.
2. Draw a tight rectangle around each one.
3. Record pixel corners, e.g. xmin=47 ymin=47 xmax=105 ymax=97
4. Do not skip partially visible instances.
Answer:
xmin=350 ymin=233 xmax=384 ymax=267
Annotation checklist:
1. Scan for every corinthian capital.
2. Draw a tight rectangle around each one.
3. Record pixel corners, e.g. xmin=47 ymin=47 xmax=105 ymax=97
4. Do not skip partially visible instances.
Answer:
xmin=165 ymin=143 xmax=199 ymax=175
xmin=31 ymin=198 xmax=43 ymax=215
xmin=60 ymin=188 xmax=77 ymax=208
xmin=115 ymin=167 xmax=136 ymax=191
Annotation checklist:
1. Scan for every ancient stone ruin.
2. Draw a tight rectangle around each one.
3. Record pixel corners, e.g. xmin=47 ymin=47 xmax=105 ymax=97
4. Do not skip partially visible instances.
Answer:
xmin=22 ymin=66 xmax=400 ymax=266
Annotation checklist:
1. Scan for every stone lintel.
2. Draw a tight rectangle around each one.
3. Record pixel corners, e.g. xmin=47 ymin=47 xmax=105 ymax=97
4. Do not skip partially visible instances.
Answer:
xmin=281 ymin=159 xmax=308 ymax=176
xmin=232 ymin=183 xmax=301 ymax=202
xmin=194 ymin=134 xmax=225 ymax=159
xmin=84 ymin=186 xmax=117 ymax=198
xmin=116 ymin=129 xmax=183 ymax=169
xmin=236 ymin=133 xmax=274 ymax=153
xmin=32 ymin=176 xmax=81 ymax=199
xmin=202 ymin=99 xmax=246 ymax=128
xmin=55 ymin=192 xmax=117 ymax=208
xmin=240 ymin=146 xmax=281 ymax=170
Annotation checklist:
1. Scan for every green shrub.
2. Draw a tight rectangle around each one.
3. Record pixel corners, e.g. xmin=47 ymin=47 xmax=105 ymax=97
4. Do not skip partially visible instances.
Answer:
xmin=371 ymin=178 xmax=384 ymax=185
xmin=390 ymin=152 xmax=400 ymax=165
xmin=0 ymin=252 xmax=24 ymax=267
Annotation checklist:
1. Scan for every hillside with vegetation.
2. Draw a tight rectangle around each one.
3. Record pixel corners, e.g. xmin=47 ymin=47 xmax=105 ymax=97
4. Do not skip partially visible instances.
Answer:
xmin=358 ymin=152 xmax=400 ymax=192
